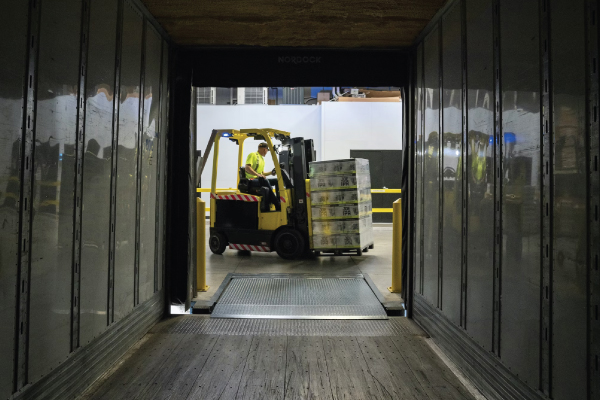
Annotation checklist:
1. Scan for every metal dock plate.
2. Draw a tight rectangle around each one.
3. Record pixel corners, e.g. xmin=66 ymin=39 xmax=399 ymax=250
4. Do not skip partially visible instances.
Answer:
xmin=211 ymin=276 xmax=387 ymax=320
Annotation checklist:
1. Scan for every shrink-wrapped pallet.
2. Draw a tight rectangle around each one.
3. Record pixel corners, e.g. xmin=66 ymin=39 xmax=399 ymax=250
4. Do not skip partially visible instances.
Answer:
xmin=308 ymin=158 xmax=374 ymax=252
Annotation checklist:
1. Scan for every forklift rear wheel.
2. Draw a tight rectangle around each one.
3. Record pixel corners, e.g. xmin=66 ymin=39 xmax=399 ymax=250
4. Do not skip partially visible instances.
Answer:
xmin=369 ymin=244 xmax=374 ymax=249
xmin=209 ymin=232 xmax=227 ymax=254
xmin=274 ymin=228 xmax=305 ymax=260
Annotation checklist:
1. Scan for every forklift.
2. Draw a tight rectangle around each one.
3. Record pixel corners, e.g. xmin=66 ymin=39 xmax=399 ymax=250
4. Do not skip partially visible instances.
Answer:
xmin=199 ymin=128 xmax=316 ymax=259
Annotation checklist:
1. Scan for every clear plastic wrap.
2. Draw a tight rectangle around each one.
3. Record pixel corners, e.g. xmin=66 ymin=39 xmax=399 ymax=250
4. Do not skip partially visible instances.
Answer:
xmin=311 ymin=203 xmax=372 ymax=220
xmin=308 ymin=158 xmax=374 ymax=251
xmin=310 ymin=174 xmax=371 ymax=191
xmin=309 ymin=158 xmax=370 ymax=177
xmin=309 ymin=188 xmax=371 ymax=205
xmin=312 ymin=230 xmax=374 ymax=250
xmin=312 ymin=215 xmax=373 ymax=235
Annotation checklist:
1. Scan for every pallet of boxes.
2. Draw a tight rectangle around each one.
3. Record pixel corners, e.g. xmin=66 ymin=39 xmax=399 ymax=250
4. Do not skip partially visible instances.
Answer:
xmin=309 ymin=159 xmax=374 ymax=255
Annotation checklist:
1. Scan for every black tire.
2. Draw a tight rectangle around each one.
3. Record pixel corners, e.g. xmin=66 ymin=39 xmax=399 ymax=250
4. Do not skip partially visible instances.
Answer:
xmin=209 ymin=232 xmax=227 ymax=254
xmin=368 ymin=244 xmax=374 ymax=249
xmin=274 ymin=228 xmax=305 ymax=260
xmin=357 ymin=249 xmax=363 ymax=256
xmin=363 ymin=247 xmax=369 ymax=253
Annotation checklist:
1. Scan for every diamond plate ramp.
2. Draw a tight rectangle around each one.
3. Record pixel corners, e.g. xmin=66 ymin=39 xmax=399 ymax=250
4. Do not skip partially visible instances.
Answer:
xmin=211 ymin=277 xmax=387 ymax=319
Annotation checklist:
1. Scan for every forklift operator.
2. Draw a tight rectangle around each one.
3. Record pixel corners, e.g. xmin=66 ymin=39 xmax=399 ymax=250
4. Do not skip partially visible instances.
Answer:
xmin=245 ymin=142 xmax=281 ymax=210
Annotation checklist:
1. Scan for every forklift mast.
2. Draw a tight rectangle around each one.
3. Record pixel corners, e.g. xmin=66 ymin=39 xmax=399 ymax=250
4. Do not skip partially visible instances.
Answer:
xmin=282 ymin=137 xmax=315 ymax=243
xmin=304 ymin=139 xmax=316 ymax=170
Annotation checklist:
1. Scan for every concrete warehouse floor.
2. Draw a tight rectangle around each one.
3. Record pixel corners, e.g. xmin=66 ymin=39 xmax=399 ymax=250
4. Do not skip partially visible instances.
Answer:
xmin=193 ymin=223 xmax=403 ymax=305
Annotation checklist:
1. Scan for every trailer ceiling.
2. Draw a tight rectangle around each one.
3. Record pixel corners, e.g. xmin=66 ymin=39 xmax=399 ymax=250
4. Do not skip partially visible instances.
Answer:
xmin=140 ymin=0 xmax=446 ymax=47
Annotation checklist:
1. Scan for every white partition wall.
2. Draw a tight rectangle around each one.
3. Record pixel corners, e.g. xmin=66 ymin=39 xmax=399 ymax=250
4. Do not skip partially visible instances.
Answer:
xmin=197 ymin=105 xmax=322 ymax=199
xmin=321 ymin=102 xmax=403 ymax=161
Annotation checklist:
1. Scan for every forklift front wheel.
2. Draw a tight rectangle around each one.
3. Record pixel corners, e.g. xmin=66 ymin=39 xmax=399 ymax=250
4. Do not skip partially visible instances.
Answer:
xmin=274 ymin=228 xmax=305 ymax=260
xmin=209 ymin=232 xmax=228 ymax=255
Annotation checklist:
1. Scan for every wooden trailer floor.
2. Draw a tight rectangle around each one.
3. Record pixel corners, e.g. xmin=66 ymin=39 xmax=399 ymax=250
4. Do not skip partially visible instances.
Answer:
xmin=81 ymin=316 xmax=476 ymax=400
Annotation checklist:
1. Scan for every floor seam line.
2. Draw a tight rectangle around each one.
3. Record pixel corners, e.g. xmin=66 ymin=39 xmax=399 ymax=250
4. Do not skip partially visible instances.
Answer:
xmin=388 ymin=334 xmax=436 ymax=400
xmin=320 ymin=336 xmax=336 ymax=399
xmin=120 ymin=334 xmax=188 ymax=399
xmin=283 ymin=335 xmax=289 ymax=399
xmin=231 ymin=335 xmax=255 ymax=400
xmin=179 ymin=334 xmax=220 ymax=399
xmin=356 ymin=336 xmax=396 ymax=399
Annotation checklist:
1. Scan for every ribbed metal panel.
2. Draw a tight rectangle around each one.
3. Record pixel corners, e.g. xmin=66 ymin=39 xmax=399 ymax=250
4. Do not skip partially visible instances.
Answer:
xmin=211 ymin=277 xmax=387 ymax=319
xmin=196 ymin=87 xmax=212 ymax=104
xmin=413 ymin=294 xmax=546 ymax=400
xmin=282 ymin=87 xmax=304 ymax=104
xmin=14 ymin=292 xmax=164 ymax=400
xmin=244 ymin=87 xmax=265 ymax=104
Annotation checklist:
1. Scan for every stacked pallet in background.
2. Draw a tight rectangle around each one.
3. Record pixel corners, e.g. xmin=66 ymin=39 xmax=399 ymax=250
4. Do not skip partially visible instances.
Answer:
xmin=309 ymin=159 xmax=374 ymax=253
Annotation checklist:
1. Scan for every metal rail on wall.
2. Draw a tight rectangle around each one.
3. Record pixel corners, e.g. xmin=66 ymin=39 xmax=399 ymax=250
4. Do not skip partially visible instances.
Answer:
xmin=196 ymin=188 xmax=402 ymax=213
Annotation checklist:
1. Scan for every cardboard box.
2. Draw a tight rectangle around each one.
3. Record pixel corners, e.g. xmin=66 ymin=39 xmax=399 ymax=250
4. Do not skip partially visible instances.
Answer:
xmin=360 ymin=89 xmax=401 ymax=98
xmin=317 ymin=91 xmax=332 ymax=105
xmin=312 ymin=231 xmax=374 ymax=250
xmin=312 ymin=215 xmax=372 ymax=235
xmin=310 ymin=188 xmax=371 ymax=205
xmin=311 ymin=203 xmax=372 ymax=220
xmin=309 ymin=158 xmax=370 ymax=177
xmin=310 ymin=174 xmax=371 ymax=191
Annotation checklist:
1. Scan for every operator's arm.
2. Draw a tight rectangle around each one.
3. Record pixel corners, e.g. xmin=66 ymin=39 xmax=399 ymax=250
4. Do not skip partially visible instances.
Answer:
xmin=245 ymin=164 xmax=264 ymax=178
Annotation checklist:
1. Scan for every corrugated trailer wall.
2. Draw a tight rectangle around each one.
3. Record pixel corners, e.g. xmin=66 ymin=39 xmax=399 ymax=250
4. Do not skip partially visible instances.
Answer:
xmin=0 ymin=2 xmax=29 ymax=397
xmin=411 ymin=0 xmax=599 ymax=399
xmin=0 ymin=1 xmax=170 ymax=398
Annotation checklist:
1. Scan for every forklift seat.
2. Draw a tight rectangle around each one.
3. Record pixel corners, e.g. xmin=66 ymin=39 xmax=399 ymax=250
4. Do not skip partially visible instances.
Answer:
xmin=238 ymin=167 xmax=251 ymax=193
xmin=238 ymin=167 xmax=269 ymax=212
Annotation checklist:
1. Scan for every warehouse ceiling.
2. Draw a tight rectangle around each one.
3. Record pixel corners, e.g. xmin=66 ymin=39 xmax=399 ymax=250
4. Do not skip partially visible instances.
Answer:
xmin=141 ymin=0 xmax=446 ymax=47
